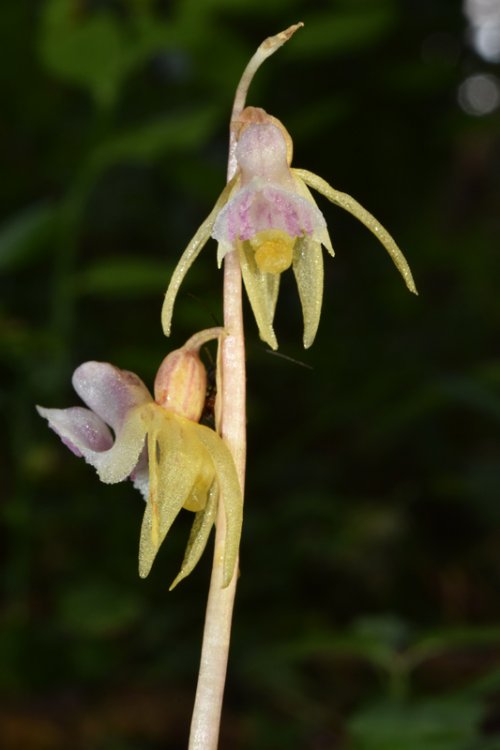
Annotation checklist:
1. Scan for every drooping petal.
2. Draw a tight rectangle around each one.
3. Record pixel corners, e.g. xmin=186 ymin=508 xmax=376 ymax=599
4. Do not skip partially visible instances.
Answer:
xmin=292 ymin=236 xmax=325 ymax=349
xmin=194 ymin=423 xmax=243 ymax=587
xmin=294 ymin=168 xmax=418 ymax=294
xmin=162 ymin=176 xmax=238 ymax=337
xmin=36 ymin=405 xmax=113 ymax=457
xmin=237 ymin=240 xmax=279 ymax=350
xmin=138 ymin=410 xmax=208 ymax=578
xmin=169 ymin=482 xmax=218 ymax=590
xmin=72 ymin=361 xmax=152 ymax=432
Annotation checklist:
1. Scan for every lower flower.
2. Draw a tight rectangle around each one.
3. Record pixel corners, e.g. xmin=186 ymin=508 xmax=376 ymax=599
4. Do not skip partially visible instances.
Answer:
xmin=37 ymin=333 xmax=242 ymax=588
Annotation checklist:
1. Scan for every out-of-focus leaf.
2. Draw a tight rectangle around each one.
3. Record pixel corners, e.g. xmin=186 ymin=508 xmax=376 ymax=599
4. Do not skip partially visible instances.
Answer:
xmin=86 ymin=107 xmax=219 ymax=174
xmin=409 ymin=626 xmax=500 ymax=668
xmin=77 ymin=258 xmax=173 ymax=297
xmin=39 ymin=0 xmax=127 ymax=107
xmin=265 ymin=616 xmax=411 ymax=673
xmin=460 ymin=668 xmax=500 ymax=697
xmin=438 ymin=375 xmax=500 ymax=422
xmin=58 ymin=582 xmax=143 ymax=637
xmin=288 ymin=5 xmax=396 ymax=58
xmin=349 ymin=695 xmax=484 ymax=750
xmin=0 ymin=202 xmax=57 ymax=272
xmin=39 ymin=0 xmax=173 ymax=108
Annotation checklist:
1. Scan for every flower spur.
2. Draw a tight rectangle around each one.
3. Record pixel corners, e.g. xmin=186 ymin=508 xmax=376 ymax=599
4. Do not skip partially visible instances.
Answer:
xmin=36 ymin=329 xmax=242 ymax=588
xmin=162 ymin=107 xmax=417 ymax=350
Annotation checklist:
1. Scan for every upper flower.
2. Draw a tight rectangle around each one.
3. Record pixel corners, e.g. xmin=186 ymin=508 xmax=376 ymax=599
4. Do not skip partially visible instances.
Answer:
xmin=161 ymin=107 xmax=417 ymax=350
xmin=37 ymin=330 xmax=242 ymax=589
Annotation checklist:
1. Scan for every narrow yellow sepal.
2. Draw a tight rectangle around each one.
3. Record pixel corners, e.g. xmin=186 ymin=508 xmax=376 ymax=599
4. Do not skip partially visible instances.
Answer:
xmin=293 ymin=168 xmax=418 ymax=295
xmin=161 ymin=177 xmax=238 ymax=337
xmin=292 ymin=236 xmax=324 ymax=349
xmin=194 ymin=423 xmax=243 ymax=588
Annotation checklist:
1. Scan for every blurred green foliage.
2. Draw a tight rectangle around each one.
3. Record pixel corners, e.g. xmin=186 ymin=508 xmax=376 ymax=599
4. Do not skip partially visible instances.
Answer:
xmin=1 ymin=0 xmax=500 ymax=748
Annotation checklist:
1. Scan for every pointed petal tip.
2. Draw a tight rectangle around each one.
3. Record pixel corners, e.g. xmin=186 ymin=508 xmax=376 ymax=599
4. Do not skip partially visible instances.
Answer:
xmin=169 ymin=572 xmax=184 ymax=591
xmin=401 ymin=270 xmax=418 ymax=295
xmin=261 ymin=329 xmax=279 ymax=350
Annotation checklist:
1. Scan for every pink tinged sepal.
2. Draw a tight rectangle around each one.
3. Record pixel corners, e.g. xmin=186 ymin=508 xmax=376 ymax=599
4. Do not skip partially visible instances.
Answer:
xmin=37 ymin=361 xmax=153 ymax=485
xmin=72 ymin=362 xmax=152 ymax=431
xmin=36 ymin=406 xmax=114 ymax=457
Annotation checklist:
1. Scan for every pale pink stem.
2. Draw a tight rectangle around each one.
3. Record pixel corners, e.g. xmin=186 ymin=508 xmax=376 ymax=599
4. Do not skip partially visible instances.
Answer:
xmin=187 ymin=24 xmax=303 ymax=750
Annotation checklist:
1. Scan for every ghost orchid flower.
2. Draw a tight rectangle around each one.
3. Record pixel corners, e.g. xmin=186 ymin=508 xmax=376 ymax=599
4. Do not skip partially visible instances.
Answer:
xmin=36 ymin=329 xmax=242 ymax=588
xmin=162 ymin=107 xmax=417 ymax=350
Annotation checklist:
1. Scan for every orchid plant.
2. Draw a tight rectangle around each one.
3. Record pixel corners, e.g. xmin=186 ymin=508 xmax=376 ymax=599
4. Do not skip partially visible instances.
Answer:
xmin=37 ymin=23 xmax=416 ymax=750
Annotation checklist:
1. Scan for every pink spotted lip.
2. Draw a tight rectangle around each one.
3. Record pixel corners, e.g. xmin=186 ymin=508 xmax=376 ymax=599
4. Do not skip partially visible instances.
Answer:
xmin=212 ymin=182 xmax=327 ymax=245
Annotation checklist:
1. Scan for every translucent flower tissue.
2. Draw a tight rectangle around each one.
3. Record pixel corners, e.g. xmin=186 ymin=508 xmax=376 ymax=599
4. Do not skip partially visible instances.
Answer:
xmin=37 ymin=330 xmax=242 ymax=588
xmin=162 ymin=107 xmax=417 ymax=350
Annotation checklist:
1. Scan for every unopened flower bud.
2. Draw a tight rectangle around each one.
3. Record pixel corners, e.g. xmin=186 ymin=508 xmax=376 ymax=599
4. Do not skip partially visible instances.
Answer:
xmin=154 ymin=348 xmax=206 ymax=422
xmin=153 ymin=328 xmax=223 ymax=423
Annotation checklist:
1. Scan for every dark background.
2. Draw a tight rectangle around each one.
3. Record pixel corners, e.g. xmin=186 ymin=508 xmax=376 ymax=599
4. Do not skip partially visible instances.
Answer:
xmin=1 ymin=1 xmax=500 ymax=748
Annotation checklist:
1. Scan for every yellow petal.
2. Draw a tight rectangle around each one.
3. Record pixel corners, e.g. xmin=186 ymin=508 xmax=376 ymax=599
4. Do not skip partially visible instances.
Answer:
xmin=194 ymin=423 xmax=243 ymax=588
xmin=169 ymin=482 xmax=218 ymax=590
xmin=292 ymin=236 xmax=324 ymax=349
xmin=293 ymin=168 xmax=418 ymax=294
xmin=138 ymin=410 xmax=202 ymax=578
xmin=181 ymin=426 xmax=215 ymax=511
xmin=161 ymin=177 xmax=238 ymax=336
xmin=237 ymin=240 xmax=279 ymax=350
xmin=95 ymin=405 xmax=148 ymax=484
